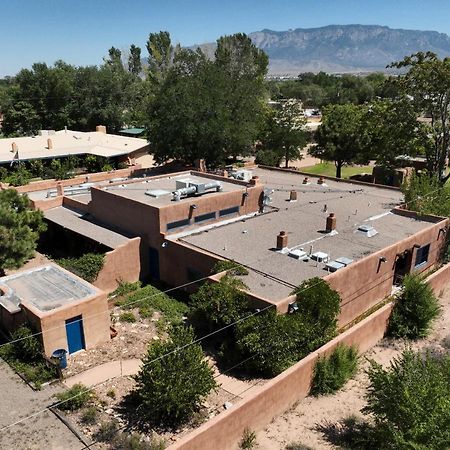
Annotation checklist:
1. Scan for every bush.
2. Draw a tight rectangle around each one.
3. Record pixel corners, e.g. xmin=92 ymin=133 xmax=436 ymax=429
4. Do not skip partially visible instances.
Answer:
xmin=57 ymin=253 xmax=104 ymax=282
xmin=133 ymin=325 xmax=217 ymax=427
xmin=111 ymin=280 xmax=142 ymax=298
xmin=311 ymin=344 xmax=358 ymax=396
xmin=388 ymin=274 xmax=440 ymax=339
xmin=5 ymin=167 xmax=32 ymax=186
xmin=120 ymin=312 xmax=136 ymax=323
xmin=81 ymin=406 xmax=98 ymax=424
xmin=94 ymin=420 xmax=119 ymax=442
xmin=364 ymin=349 xmax=450 ymax=449
xmin=190 ymin=275 xmax=251 ymax=331
xmin=255 ymin=149 xmax=282 ymax=167
xmin=9 ymin=326 xmax=43 ymax=361
xmin=119 ymin=285 xmax=189 ymax=324
xmin=55 ymin=383 xmax=91 ymax=411
xmin=212 ymin=260 xmax=249 ymax=276
xmin=239 ymin=428 xmax=257 ymax=449
xmin=112 ymin=432 xmax=165 ymax=450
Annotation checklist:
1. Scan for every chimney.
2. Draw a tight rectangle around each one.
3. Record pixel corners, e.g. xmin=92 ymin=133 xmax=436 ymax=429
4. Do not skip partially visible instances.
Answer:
xmin=96 ymin=125 xmax=107 ymax=134
xmin=289 ymin=190 xmax=297 ymax=201
xmin=11 ymin=142 xmax=18 ymax=153
xmin=249 ymin=176 xmax=260 ymax=186
xmin=317 ymin=176 xmax=325 ymax=185
xmin=56 ymin=182 xmax=64 ymax=196
xmin=47 ymin=138 xmax=53 ymax=150
xmin=326 ymin=213 xmax=336 ymax=233
xmin=276 ymin=231 xmax=288 ymax=250
xmin=302 ymin=177 xmax=309 ymax=184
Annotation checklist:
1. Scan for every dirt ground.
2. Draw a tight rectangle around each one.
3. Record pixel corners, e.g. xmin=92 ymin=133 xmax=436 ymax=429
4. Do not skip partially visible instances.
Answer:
xmin=255 ymin=288 xmax=450 ymax=450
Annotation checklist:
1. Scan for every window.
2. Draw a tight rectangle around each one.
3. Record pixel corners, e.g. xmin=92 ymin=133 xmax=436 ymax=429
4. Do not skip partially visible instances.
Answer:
xmin=194 ymin=212 xmax=216 ymax=223
xmin=415 ymin=244 xmax=430 ymax=268
xmin=219 ymin=206 xmax=240 ymax=217
xmin=166 ymin=218 xmax=190 ymax=231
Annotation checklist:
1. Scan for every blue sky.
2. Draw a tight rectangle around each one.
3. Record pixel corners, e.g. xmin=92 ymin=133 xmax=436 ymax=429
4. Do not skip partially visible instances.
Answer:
xmin=1 ymin=0 xmax=450 ymax=76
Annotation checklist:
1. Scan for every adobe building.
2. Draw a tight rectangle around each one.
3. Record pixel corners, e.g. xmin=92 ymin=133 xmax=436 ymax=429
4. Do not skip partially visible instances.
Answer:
xmin=30 ymin=167 xmax=448 ymax=328
xmin=0 ymin=264 xmax=110 ymax=357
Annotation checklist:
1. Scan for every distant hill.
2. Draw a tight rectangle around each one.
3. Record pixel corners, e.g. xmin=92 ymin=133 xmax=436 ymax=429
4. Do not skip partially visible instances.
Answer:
xmin=191 ymin=25 xmax=450 ymax=75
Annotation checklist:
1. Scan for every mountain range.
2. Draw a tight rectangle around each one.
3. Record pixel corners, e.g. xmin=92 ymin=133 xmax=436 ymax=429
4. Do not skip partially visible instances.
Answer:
xmin=193 ymin=25 xmax=450 ymax=75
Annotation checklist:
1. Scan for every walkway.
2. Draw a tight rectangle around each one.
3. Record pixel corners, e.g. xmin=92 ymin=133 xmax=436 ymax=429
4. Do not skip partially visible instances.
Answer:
xmin=64 ymin=358 xmax=262 ymax=399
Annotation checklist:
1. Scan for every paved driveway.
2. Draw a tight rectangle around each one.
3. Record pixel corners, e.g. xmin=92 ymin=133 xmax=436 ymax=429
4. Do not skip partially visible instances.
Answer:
xmin=0 ymin=360 xmax=86 ymax=450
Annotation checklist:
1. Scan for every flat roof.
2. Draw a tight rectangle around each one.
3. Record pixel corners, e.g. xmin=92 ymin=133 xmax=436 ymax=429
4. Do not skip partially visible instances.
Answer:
xmin=98 ymin=172 xmax=247 ymax=207
xmin=0 ymin=265 xmax=98 ymax=313
xmin=181 ymin=168 xmax=442 ymax=302
xmin=0 ymin=130 xmax=148 ymax=163
xmin=44 ymin=206 xmax=130 ymax=249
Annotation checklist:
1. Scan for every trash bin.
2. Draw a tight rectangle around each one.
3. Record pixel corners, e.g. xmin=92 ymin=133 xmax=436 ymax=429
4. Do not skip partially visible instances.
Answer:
xmin=51 ymin=349 xmax=67 ymax=369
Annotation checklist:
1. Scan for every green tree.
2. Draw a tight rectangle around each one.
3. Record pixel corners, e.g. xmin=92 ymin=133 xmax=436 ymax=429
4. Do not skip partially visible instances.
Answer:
xmin=128 ymin=44 xmax=142 ymax=75
xmin=263 ymin=99 xmax=308 ymax=168
xmin=0 ymin=189 xmax=46 ymax=273
xmin=146 ymin=31 xmax=177 ymax=85
xmin=133 ymin=325 xmax=217 ymax=427
xmin=388 ymin=274 xmax=441 ymax=339
xmin=310 ymin=104 xmax=368 ymax=178
xmin=365 ymin=349 xmax=450 ymax=449
xmin=105 ymin=47 xmax=124 ymax=71
xmin=190 ymin=275 xmax=250 ymax=331
xmin=389 ymin=52 xmax=450 ymax=180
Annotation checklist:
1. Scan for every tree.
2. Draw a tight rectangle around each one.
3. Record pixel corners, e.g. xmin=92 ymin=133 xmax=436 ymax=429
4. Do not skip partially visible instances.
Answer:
xmin=105 ymin=47 xmax=123 ymax=71
xmin=190 ymin=275 xmax=250 ymax=331
xmin=263 ymin=99 xmax=308 ymax=168
xmin=389 ymin=52 xmax=450 ymax=180
xmin=128 ymin=44 xmax=142 ymax=76
xmin=310 ymin=104 xmax=368 ymax=178
xmin=0 ymin=189 xmax=46 ymax=273
xmin=146 ymin=31 xmax=177 ymax=85
xmin=133 ymin=325 xmax=217 ymax=427
xmin=364 ymin=349 xmax=450 ymax=449
xmin=361 ymin=98 xmax=429 ymax=168
xmin=388 ymin=274 xmax=441 ymax=339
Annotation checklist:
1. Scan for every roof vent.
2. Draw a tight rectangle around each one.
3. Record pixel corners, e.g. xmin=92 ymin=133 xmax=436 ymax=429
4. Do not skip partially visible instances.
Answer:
xmin=145 ymin=189 xmax=171 ymax=198
xmin=357 ymin=224 xmax=378 ymax=237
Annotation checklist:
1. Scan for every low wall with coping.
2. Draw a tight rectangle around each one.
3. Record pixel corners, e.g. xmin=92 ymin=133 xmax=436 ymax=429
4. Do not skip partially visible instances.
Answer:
xmin=425 ymin=262 xmax=450 ymax=297
xmin=170 ymin=303 xmax=393 ymax=450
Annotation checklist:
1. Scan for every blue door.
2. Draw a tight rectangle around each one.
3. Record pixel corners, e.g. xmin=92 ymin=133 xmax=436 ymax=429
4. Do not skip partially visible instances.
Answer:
xmin=65 ymin=315 xmax=85 ymax=354
xmin=148 ymin=247 xmax=160 ymax=280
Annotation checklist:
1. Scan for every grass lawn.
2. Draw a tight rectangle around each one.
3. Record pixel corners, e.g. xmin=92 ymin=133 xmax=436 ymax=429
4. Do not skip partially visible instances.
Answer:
xmin=300 ymin=162 xmax=373 ymax=179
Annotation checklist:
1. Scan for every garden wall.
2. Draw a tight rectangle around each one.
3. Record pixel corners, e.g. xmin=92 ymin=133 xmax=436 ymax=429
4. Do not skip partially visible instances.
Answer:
xmin=425 ymin=262 xmax=450 ymax=297
xmin=170 ymin=303 xmax=394 ymax=450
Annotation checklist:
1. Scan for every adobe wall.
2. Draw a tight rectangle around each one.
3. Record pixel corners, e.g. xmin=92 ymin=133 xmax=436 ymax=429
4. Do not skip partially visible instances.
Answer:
xmin=62 ymin=196 xmax=91 ymax=213
xmin=94 ymin=237 xmax=142 ymax=293
xmin=324 ymin=217 xmax=448 ymax=327
xmin=426 ymin=262 xmax=450 ymax=297
xmin=31 ymin=196 xmax=63 ymax=211
xmin=170 ymin=303 xmax=393 ymax=450
xmin=22 ymin=291 xmax=110 ymax=357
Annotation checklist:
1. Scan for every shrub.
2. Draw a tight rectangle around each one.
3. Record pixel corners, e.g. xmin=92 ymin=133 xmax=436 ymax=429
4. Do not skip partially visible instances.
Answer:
xmin=139 ymin=306 xmax=154 ymax=319
xmin=364 ymin=349 xmax=450 ymax=449
xmin=119 ymin=285 xmax=189 ymax=324
xmin=239 ymin=428 xmax=257 ymax=449
xmin=311 ymin=344 xmax=358 ymax=396
xmin=212 ymin=260 xmax=249 ymax=276
xmin=112 ymin=432 xmax=165 ymax=450
xmin=81 ymin=406 xmax=98 ymax=425
xmin=106 ymin=389 xmax=116 ymax=399
xmin=57 ymin=253 xmax=104 ymax=282
xmin=119 ymin=312 xmax=136 ymax=323
xmin=388 ymin=274 xmax=440 ymax=339
xmin=111 ymin=280 xmax=142 ymax=298
xmin=133 ymin=325 xmax=217 ymax=427
xmin=255 ymin=149 xmax=282 ymax=167
xmin=5 ymin=167 xmax=32 ymax=186
xmin=9 ymin=326 xmax=43 ymax=361
xmin=190 ymin=275 xmax=251 ymax=331
xmin=55 ymin=383 xmax=91 ymax=411
xmin=94 ymin=420 xmax=119 ymax=442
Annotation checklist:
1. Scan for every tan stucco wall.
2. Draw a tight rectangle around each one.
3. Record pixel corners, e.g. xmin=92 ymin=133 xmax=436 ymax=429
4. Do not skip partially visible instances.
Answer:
xmin=94 ymin=237 xmax=142 ymax=293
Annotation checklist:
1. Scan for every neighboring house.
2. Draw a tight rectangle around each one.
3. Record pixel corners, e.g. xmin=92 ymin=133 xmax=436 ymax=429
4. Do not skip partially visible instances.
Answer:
xmin=0 ymin=126 xmax=153 ymax=168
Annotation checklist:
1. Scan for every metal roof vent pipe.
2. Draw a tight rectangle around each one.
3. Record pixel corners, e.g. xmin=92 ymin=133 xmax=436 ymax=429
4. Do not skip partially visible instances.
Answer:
xmin=289 ymin=190 xmax=297 ymax=202
xmin=326 ymin=213 xmax=337 ymax=233
xmin=11 ymin=142 xmax=18 ymax=153
xmin=47 ymin=138 xmax=53 ymax=150
xmin=276 ymin=231 xmax=288 ymax=250
xmin=318 ymin=176 xmax=325 ymax=185
xmin=303 ymin=177 xmax=309 ymax=184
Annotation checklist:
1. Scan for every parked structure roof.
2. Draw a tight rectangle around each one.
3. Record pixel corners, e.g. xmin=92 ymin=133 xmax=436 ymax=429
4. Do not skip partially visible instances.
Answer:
xmin=181 ymin=168 xmax=443 ymax=301
xmin=0 ymin=129 xmax=148 ymax=164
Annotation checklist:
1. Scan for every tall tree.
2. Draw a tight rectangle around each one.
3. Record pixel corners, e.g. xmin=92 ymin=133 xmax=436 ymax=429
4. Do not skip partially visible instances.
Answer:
xmin=310 ymin=103 xmax=368 ymax=178
xmin=0 ymin=189 xmax=46 ymax=274
xmin=105 ymin=46 xmax=124 ymax=71
xmin=127 ymin=44 xmax=142 ymax=75
xmin=146 ymin=31 xmax=177 ymax=85
xmin=263 ymin=99 xmax=308 ymax=168
xmin=214 ymin=33 xmax=269 ymax=160
xmin=389 ymin=52 xmax=450 ymax=179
